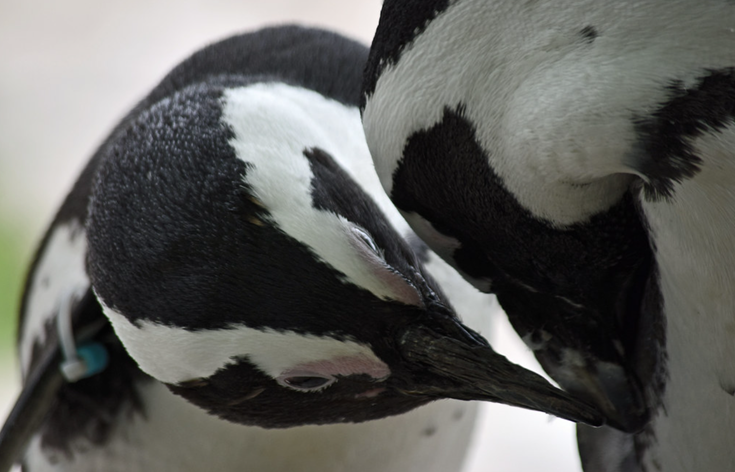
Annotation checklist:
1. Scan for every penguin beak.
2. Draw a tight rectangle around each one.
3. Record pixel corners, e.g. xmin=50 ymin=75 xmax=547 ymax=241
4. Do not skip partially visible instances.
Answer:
xmin=396 ymin=315 xmax=605 ymax=427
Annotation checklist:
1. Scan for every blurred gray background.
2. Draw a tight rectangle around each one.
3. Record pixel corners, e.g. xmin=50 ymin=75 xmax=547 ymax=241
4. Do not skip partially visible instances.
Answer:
xmin=0 ymin=1 xmax=582 ymax=470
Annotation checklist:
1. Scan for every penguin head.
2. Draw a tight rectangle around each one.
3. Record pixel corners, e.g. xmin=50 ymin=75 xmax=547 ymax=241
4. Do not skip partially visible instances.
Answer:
xmin=85 ymin=79 xmax=602 ymax=428
xmin=358 ymin=1 xmax=698 ymax=431
xmin=361 ymin=0 xmax=732 ymax=298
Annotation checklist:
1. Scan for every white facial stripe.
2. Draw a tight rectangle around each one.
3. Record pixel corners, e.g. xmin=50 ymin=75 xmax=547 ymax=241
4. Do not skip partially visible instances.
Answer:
xmin=281 ymin=356 xmax=390 ymax=381
xmin=364 ymin=1 xmax=735 ymax=224
xmin=222 ymin=83 xmax=417 ymax=304
xmin=102 ymin=304 xmax=390 ymax=385
xmin=20 ymin=221 xmax=89 ymax=375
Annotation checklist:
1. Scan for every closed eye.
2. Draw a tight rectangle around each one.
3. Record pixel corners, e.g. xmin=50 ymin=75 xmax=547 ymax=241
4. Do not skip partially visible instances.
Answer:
xmin=277 ymin=374 xmax=336 ymax=392
xmin=351 ymin=227 xmax=382 ymax=257
xmin=348 ymin=224 xmax=423 ymax=306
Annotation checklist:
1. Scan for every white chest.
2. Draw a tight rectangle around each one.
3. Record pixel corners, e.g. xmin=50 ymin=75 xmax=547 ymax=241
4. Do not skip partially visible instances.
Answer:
xmin=24 ymin=381 xmax=478 ymax=472
xmin=639 ymin=123 xmax=735 ymax=471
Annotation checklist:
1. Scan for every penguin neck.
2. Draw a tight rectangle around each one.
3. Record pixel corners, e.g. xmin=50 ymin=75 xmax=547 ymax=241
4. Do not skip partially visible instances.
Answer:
xmin=636 ymin=123 xmax=735 ymax=471
xmin=25 ymin=379 xmax=477 ymax=472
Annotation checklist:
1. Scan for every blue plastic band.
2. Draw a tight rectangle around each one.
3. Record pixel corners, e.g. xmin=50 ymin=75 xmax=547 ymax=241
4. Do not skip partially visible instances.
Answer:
xmin=75 ymin=343 xmax=109 ymax=379
xmin=56 ymin=291 xmax=110 ymax=382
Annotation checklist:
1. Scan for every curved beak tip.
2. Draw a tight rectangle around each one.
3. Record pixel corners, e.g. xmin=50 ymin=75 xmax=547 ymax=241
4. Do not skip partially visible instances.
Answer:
xmin=398 ymin=323 xmax=606 ymax=427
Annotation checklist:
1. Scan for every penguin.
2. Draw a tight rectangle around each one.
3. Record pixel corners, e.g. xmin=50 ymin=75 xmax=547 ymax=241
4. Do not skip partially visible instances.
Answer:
xmin=4 ymin=25 xmax=601 ymax=472
xmin=361 ymin=1 xmax=735 ymax=470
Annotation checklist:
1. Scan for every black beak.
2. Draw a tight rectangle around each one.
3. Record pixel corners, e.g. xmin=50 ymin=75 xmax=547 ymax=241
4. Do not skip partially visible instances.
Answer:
xmin=395 ymin=314 xmax=605 ymax=427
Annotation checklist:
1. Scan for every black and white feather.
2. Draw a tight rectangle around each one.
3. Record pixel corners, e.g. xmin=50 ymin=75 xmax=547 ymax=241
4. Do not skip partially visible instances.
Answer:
xmin=16 ymin=26 xmax=495 ymax=472
xmin=363 ymin=1 xmax=735 ymax=471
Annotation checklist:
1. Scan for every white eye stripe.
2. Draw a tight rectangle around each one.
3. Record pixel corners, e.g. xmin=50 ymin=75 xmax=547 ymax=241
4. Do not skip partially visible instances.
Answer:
xmin=222 ymin=83 xmax=420 ymax=305
xmin=101 ymin=303 xmax=391 ymax=385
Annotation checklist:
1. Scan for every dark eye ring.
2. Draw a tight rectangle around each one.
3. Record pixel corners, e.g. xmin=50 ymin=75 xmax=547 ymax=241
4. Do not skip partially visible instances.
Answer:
xmin=276 ymin=373 xmax=336 ymax=392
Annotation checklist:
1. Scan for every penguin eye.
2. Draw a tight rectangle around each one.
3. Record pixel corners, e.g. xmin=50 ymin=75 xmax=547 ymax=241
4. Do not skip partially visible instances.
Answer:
xmin=277 ymin=374 xmax=336 ymax=392
xmin=352 ymin=227 xmax=381 ymax=256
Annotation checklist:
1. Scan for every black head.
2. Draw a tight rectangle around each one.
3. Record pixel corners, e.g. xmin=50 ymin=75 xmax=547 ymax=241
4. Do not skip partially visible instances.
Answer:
xmin=361 ymin=2 xmax=658 ymax=431
xmin=85 ymin=74 xmax=602 ymax=428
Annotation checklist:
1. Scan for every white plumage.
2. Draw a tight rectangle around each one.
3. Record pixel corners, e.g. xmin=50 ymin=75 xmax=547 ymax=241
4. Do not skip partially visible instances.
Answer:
xmin=362 ymin=1 xmax=735 ymax=470
xmin=14 ymin=26 xmax=502 ymax=472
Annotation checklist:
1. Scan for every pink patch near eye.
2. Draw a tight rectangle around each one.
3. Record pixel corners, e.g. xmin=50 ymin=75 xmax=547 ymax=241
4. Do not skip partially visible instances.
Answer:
xmin=281 ymin=354 xmax=391 ymax=381
xmin=348 ymin=227 xmax=423 ymax=307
